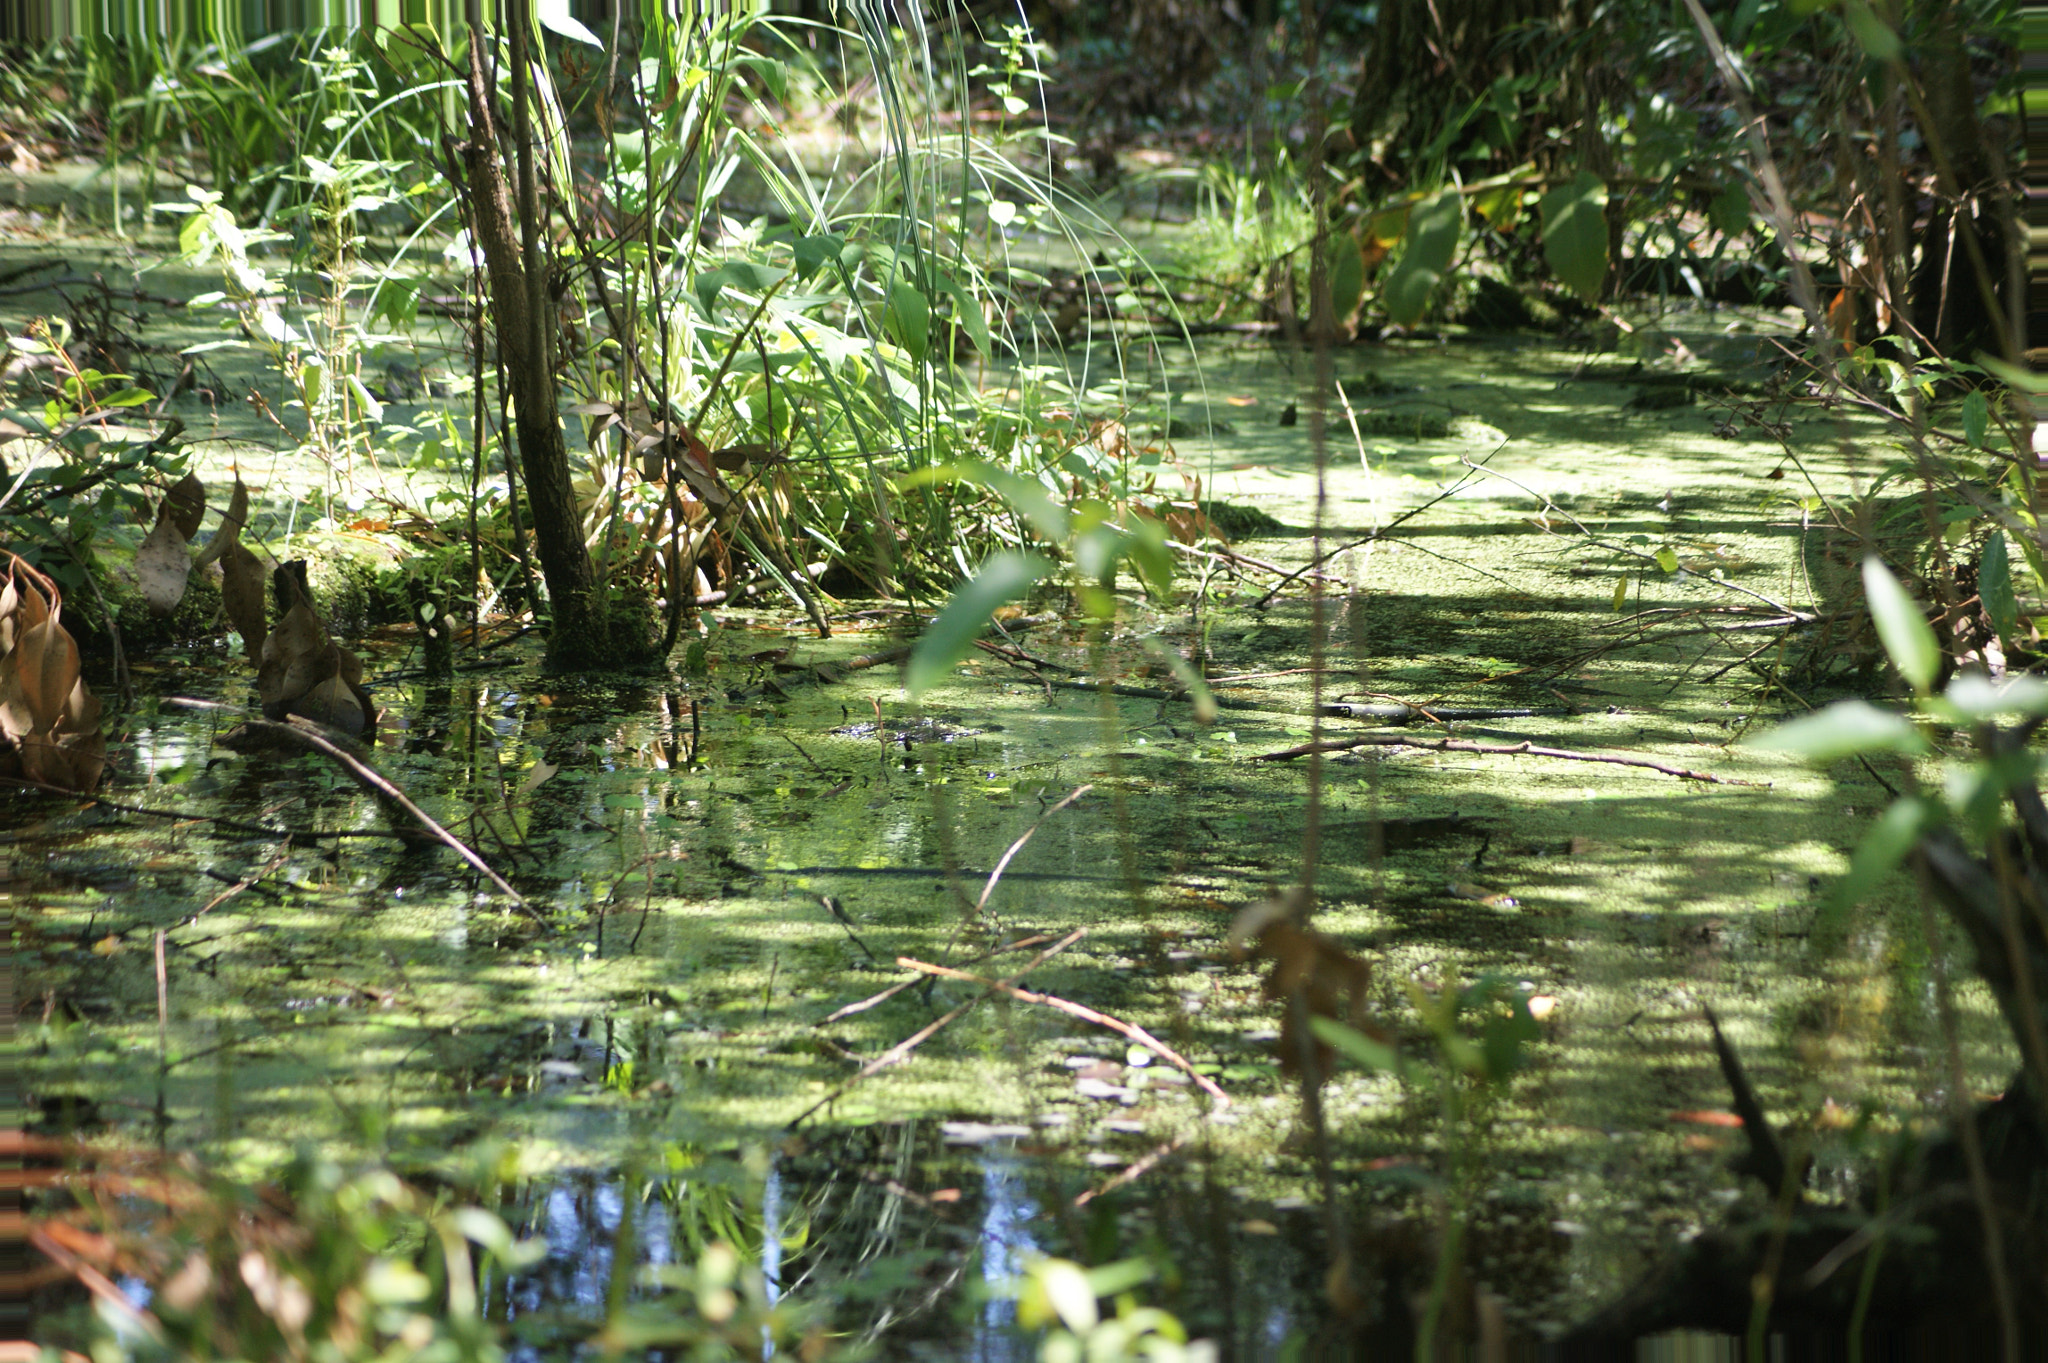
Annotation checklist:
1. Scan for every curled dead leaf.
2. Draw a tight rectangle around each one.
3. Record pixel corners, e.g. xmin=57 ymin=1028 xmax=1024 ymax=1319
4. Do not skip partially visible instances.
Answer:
xmin=164 ymin=472 xmax=206 ymax=542
xmin=192 ymin=473 xmax=250 ymax=572
xmin=219 ymin=541 xmax=267 ymax=656
xmin=135 ymin=512 xmax=191 ymax=614
xmin=0 ymin=558 xmax=103 ymax=792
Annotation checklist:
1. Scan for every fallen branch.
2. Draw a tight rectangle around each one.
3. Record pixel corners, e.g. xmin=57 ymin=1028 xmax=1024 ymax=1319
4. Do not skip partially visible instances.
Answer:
xmin=976 ymin=785 xmax=1093 ymax=915
xmin=1074 ymin=1134 xmax=1191 ymax=1208
xmin=818 ymin=934 xmax=1055 ymax=1024
xmin=893 ymin=957 xmax=1231 ymax=1109
xmin=235 ymin=717 xmax=526 ymax=901
xmin=789 ymin=928 xmax=1086 ymax=1127
xmin=1250 ymin=733 xmax=1769 ymax=786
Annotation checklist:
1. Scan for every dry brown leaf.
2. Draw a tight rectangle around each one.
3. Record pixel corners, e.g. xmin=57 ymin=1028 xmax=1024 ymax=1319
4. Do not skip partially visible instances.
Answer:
xmin=192 ymin=474 xmax=249 ymax=571
xmin=293 ymin=671 xmax=366 ymax=735
xmin=1232 ymin=892 xmax=1384 ymax=1087
xmin=219 ymin=541 xmax=267 ymax=656
xmin=134 ymin=512 xmax=191 ymax=614
xmin=257 ymin=602 xmax=330 ymax=715
xmin=0 ymin=560 xmax=102 ymax=792
xmin=164 ymin=472 xmax=205 ymax=541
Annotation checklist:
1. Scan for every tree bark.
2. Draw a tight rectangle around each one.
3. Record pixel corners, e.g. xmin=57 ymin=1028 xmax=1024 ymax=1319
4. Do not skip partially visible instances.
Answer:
xmin=456 ymin=15 xmax=616 ymax=669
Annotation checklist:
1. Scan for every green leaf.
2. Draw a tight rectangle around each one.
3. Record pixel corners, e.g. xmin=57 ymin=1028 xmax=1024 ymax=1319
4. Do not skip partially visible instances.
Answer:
xmin=1863 ymin=557 xmax=1940 ymax=694
xmin=1709 ymin=182 xmax=1752 ymax=238
xmin=1541 ymin=171 xmax=1609 ymax=304
xmin=1326 ymin=231 xmax=1367 ymax=321
xmin=1981 ymin=532 xmax=2018 ymax=643
xmin=1976 ymin=353 xmax=2048 ymax=395
xmin=1381 ymin=188 xmax=1462 ymax=327
xmin=1611 ymin=575 xmax=1629 ymax=612
xmin=898 ymin=460 xmax=1067 ymax=541
xmin=932 ymin=269 xmax=992 ymax=359
xmin=100 ymin=387 xmax=155 ymax=408
xmin=534 ymin=0 xmax=604 ymax=48
xmin=1654 ymin=546 xmax=1679 ymax=574
xmin=884 ymin=280 xmax=930 ymax=363
xmin=1936 ymin=672 xmax=2048 ymax=722
xmin=790 ymin=233 xmax=851 ymax=281
xmin=1020 ymin=1259 xmax=1098 ymax=1333
xmin=1841 ymin=1 xmax=1900 ymax=61
xmin=1962 ymin=390 xmax=1990 ymax=449
xmin=905 ymin=552 xmax=1050 ymax=697
xmin=690 ymin=260 xmax=788 ymax=319
xmin=1749 ymin=700 xmax=1927 ymax=763
xmin=1817 ymin=796 xmax=1933 ymax=936
xmin=1310 ymin=1016 xmax=1404 ymax=1077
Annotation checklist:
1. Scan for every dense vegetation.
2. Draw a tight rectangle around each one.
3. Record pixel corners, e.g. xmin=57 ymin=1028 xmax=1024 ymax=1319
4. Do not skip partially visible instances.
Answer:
xmin=4 ymin=0 xmax=2035 ymax=1357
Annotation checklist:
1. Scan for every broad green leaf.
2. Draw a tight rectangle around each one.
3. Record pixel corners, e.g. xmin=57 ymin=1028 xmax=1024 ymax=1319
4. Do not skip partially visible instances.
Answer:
xmin=1863 ymin=557 xmax=1940 ymax=694
xmin=534 ymin=0 xmax=603 ymax=48
xmin=1935 ymin=672 xmax=2048 ymax=722
xmin=897 ymin=461 xmax=1067 ymax=541
xmin=1541 ymin=171 xmax=1609 ymax=304
xmin=1381 ymin=188 xmax=1462 ymax=327
xmin=1326 ymin=231 xmax=1367 ymax=321
xmin=1709 ymin=182 xmax=1752 ymax=238
xmin=1981 ymin=532 xmax=2018 ymax=642
xmin=1123 ymin=515 xmax=1174 ymax=600
xmin=1018 ymin=1258 xmax=1098 ymax=1333
xmin=1749 ymin=700 xmax=1927 ymax=763
xmin=905 ymin=552 xmax=1050 ymax=697
xmin=1310 ymin=1016 xmax=1404 ymax=1076
xmin=1611 ymin=576 xmax=1629 ymax=612
xmin=791 ymin=233 xmax=849 ymax=281
xmin=731 ymin=54 xmax=787 ymax=104
xmin=1841 ymin=1 xmax=1900 ymax=60
xmin=885 ymin=280 xmax=930 ymax=363
xmin=1976 ymin=353 xmax=2048 ymax=395
xmin=691 ymin=260 xmax=788 ymax=319
xmin=932 ymin=269 xmax=992 ymax=359
xmin=1962 ymin=390 xmax=1990 ymax=449
xmin=1816 ymin=796 xmax=1934 ymax=937
xmin=1654 ymin=547 xmax=1679 ymax=574
xmin=1082 ymin=1258 xmax=1155 ymax=1300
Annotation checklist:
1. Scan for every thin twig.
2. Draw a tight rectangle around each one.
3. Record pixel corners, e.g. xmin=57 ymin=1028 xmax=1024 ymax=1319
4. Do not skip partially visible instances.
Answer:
xmin=976 ymin=785 xmax=1093 ymax=916
xmin=1251 ymin=733 xmax=1769 ymax=786
xmin=1074 ymin=1134 xmax=1191 ymax=1208
xmin=1251 ymin=441 xmax=1505 ymax=608
xmin=787 ymin=929 xmax=1086 ymax=1127
xmin=235 ymin=717 xmax=524 ymax=901
xmin=893 ymin=956 xmax=1231 ymax=1108
xmin=817 ymin=933 xmax=1053 ymax=1024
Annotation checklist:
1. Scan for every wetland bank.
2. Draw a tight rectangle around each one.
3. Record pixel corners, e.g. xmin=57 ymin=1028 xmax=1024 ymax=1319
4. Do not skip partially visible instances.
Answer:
xmin=6 ymin=2 xmax=2035 ymax=1357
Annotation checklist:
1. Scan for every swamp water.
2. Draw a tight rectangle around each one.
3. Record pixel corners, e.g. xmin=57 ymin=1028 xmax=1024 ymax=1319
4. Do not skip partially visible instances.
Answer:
xmin=7 ymin=228 xmax=2017 ymax=1352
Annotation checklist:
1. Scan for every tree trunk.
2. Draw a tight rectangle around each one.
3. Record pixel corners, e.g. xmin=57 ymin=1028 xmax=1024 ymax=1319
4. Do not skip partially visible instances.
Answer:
xmin=456 ymin=14 xmax=617 ymax=670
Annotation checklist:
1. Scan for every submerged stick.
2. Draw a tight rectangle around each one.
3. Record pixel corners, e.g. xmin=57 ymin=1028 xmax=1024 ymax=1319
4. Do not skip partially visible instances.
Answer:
xmin=237 ymin=717 xmax=525 ymax=901
xmin=788 ymin=928 xmax=1086 ymax=1127
xmin=976 ymin=784 xmax=1093 ymax=916
xmin=1075 ymin=1134 xmax=1191 ymax=1208
xmin=1250 ymin=732 xmax=1768 ymax=786
xmin=893 ymin=957 xmax=1231 ymax=1109
xmin=818 ymin=933 xmax=1053 ymax=1024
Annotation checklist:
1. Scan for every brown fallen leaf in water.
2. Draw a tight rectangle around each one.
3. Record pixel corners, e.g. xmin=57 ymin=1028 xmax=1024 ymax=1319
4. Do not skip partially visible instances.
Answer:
xmin=0 ymin=557 xmax=104 ymax=791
